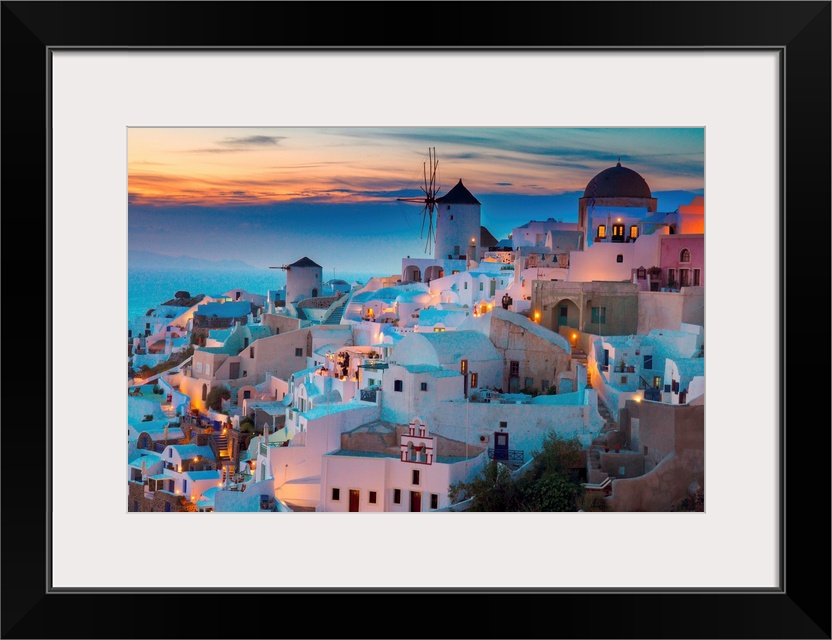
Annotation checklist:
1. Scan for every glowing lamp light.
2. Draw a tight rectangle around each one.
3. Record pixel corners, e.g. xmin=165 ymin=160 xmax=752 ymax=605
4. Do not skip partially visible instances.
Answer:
xmin=572 ymin=333 xmax=577 ymax=340
xmin=617 ymin=217 xmax=622 ymax=222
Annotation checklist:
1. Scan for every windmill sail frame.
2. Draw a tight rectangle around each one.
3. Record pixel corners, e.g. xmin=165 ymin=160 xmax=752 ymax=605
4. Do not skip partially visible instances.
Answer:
xmin=397 ymin=147 xmax=440 ymax=255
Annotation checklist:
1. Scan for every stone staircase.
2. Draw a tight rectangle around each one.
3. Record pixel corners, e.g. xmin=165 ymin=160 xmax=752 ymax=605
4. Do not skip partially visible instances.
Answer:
xmin=212 ymin=431 xmax=232 ymax=466
xmin=324 ymin=299 xmax=346 ymax=325
xmin=587 ymin=397 xmax=619 ymax=484
xmin=570 ymin=346 xmax=591 ymax=387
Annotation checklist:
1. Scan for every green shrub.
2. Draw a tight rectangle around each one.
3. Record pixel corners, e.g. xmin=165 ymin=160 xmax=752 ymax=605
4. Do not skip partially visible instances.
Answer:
xmin=206 ymin=385 xmax=231 ymax=411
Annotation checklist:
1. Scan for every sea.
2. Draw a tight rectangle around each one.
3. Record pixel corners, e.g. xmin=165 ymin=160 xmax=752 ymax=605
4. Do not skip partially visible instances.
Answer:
xmin=127 ymin=267 xmax=376 ymax=327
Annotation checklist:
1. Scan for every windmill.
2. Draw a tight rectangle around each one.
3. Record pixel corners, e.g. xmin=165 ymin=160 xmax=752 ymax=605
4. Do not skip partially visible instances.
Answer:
xmin=397 ymin=147 xmax=440 ymax=255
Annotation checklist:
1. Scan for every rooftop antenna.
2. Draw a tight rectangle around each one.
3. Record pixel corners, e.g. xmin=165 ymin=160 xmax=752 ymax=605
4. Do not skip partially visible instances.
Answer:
xmin=397 ymin=147 xmax=440 ymax=255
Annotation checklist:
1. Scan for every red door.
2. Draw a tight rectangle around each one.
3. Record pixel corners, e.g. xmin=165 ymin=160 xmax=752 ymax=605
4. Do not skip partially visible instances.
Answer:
xmin=349 ymin=489 xmax=360 ymax=512
xmin=410 ymin=491 xmax=421 ymax=512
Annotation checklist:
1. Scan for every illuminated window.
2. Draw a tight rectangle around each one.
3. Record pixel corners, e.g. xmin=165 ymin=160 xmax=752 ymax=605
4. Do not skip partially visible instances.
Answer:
xmin=630 ymin=225 xmax=638 ymax=239
xmin=680 ymin=248 xmax=691 ymax=262
xmin=470 ymin=373 xmax=478 ymax=388
xmin=460 ymin=359 xmax=468 ymax=374
xmin=332 ymin=488 xmax=340 ymax=501
xmin=597 ymin=225 xmax=606 ymax=238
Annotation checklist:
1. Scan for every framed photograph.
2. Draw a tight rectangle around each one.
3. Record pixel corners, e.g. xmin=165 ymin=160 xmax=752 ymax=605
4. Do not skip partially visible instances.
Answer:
xmin=3 ymin=2 xmax=829 ymax=638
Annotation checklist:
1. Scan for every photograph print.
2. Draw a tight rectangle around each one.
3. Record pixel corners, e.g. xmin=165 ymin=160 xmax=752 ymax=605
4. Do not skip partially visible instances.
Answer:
xmin=127 ymin=126 xmax=705 ymax=514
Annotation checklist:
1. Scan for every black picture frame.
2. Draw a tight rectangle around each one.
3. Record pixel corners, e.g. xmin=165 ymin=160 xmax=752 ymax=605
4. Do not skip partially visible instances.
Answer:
xmin=2 ymin=2 xmax=829 ymax=638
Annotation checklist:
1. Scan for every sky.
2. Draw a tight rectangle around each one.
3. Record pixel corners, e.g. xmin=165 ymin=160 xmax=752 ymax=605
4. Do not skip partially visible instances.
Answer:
xmin=128 ymin=127 xmax=704 ymax=275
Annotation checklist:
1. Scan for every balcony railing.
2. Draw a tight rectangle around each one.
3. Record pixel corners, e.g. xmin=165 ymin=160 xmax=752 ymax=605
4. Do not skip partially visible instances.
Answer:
xmin=360 ymin=389 xmax=378 ymax=403
xmin=488 ymin=448 xmax=524 ymax=463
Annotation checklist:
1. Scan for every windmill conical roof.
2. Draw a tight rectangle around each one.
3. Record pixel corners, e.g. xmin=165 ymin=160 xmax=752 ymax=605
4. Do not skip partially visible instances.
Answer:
xmin=288 ymin=256 xmax=322 ymax=268
xmin=436 ymin=180 xmax=481 ymax=205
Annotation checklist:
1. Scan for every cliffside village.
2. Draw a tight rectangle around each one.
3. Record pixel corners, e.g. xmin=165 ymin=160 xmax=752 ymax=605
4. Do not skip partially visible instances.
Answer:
xmin=128 ymin=161 xmax=705 ymax=513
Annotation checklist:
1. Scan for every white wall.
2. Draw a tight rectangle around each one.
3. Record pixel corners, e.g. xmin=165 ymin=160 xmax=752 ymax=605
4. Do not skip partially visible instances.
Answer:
xmin=320 ymin=453 xmax=485 ymax=512
xmin=380 ymin=365 xmax=464 ymax=424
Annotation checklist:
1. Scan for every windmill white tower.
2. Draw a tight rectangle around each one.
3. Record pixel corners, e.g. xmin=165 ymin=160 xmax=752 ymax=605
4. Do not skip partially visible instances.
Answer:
xmin=270 ymin=256 xmax=323 ymax=304
xmin=434 ymin=178 xmax=481 ymax=263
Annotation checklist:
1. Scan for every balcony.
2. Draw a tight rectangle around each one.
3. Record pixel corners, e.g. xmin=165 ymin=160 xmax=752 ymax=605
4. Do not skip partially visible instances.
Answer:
xmin=360 ymin=388 xmax=378 ymax=403
xmin=488 ymin=448 xmax=524 ymax=463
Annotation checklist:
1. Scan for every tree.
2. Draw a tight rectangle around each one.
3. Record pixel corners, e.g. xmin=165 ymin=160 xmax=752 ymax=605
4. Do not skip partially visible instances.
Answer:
xmin=449 ymin=461 xmax=524 ymax=512
xmin=516 ymin=432 xmax=585 ymax=511
xmin=523 ymin=432 xmax=584 ymax=482
xmin=521 ymin=473 xmax=582 ymax=512
xmin=206 ymin=385 xmax=231 ymax=411
xmin=448 ymin=431 xmax=586 ymax=512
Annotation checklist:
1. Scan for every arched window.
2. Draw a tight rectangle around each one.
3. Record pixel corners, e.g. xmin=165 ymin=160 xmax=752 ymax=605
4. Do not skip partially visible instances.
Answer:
xmin=680 ymin=249 xmax=691 ymax=263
